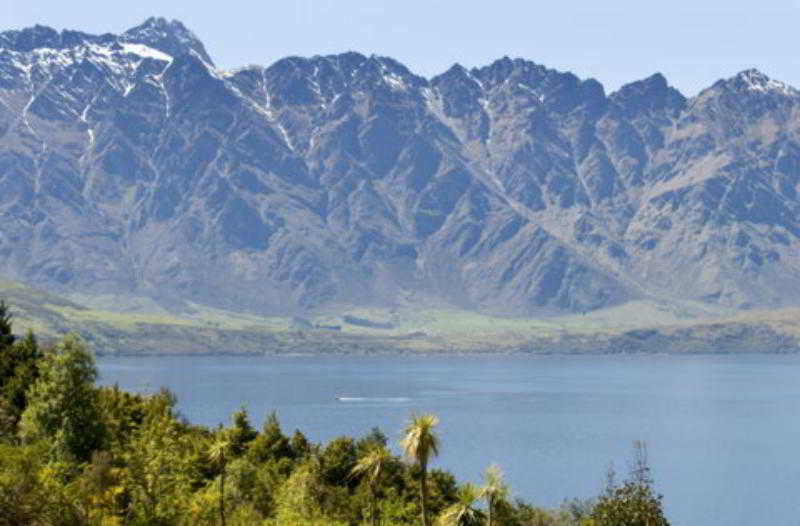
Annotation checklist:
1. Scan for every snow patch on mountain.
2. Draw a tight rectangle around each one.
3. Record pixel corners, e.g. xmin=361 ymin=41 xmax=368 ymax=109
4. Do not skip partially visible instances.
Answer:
xmin=120 ymin=43 xmax=172 ymax=62
xmin=737 ymin=69 xmax=796 ymax=95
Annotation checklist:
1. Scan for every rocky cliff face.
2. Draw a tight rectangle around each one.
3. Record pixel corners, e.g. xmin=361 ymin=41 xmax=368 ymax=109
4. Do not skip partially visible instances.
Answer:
xmin=1 ymin=18 xmax=799 ymax=315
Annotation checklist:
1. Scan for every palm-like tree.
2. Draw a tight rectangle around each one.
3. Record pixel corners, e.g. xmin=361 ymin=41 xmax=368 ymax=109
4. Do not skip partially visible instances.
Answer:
xmin=482 ymin=464 xmax=509 ymax=526
xmin=437 ymin=483 xmax=484 ymax=526
xmin=208 ymin=438 xmax=231 ymax=526
xmin=351 ymin=445 xmax=394 ymax=526
xmin=402 ymin=413 xmax=440 ymax=526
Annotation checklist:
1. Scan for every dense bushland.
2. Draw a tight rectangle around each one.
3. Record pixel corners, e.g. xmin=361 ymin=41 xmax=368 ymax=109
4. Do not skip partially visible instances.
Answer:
xmin=0 ymin=300 xmax=669 ymax=525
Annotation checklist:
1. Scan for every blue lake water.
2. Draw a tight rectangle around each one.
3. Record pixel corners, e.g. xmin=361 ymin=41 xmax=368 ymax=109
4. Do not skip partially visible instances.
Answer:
xmin=96 ymin=353 xmax=800 ymax=526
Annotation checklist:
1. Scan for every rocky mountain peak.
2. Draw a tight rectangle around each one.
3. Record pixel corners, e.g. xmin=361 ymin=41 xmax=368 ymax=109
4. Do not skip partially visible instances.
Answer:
xmin=734 ymin=68 xmax=795 ymax=94
xmin=688 ymin=69 xmax=798 ymax=125
xmin=347 ymin=54 xmax=426 ymax=91
xmin=0 ymin=25 xmax=59 ymax=51
xmin=610 ymin=72 xmax=686 ymax=117
xmin=472 ymin=56 xmax=538 ymax=89
xmin=435 ymin=63 xmax=470 ymax=79
xmin=0 ymin=24 xmax=109 ymax=52
xmin=429 ymin=64 xmax=485 ymax=119
xmin=122 ymin=17 xmax=213 ymax=65
xmin=431 ymin=63 xmax=481 ymax=92
xmin=708 ymin=68 xmax=797 ymax=98
xmin=468 ymin=57 xmax=606 ymax=114
xmin=2 ymin=19 xmax=800 ymax=315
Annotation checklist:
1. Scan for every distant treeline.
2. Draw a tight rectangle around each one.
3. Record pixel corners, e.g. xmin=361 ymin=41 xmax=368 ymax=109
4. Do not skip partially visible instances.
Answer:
xmin=0 ymin=300 xmax=669 ymax=525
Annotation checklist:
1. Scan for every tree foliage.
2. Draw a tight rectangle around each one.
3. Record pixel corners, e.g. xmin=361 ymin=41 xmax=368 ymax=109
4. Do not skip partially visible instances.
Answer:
xmin=403 ymin=413 xmax=441 ymax=526
xmin=483 ymin=463 xmax=510 ymax=526
xmin=352 ymin=444 xmax=394 ymax=526
xmin=18 ymin=334 xmax=105 ymax=460
xmin=437 ymin=482 xmax=484 ymax=526
xmin=0 ymin=300 xmax=15 ymax=351
xmin=590 ymin=442 xmax=670 ymax=526
xmin=0 ymin=300 xmax=674 ymax=526
xmin=0 ymin=311 xmax=40 ymax=433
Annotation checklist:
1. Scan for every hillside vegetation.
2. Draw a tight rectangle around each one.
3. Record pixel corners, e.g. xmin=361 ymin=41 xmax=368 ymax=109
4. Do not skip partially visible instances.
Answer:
xmin=3 ymin=280 xmax=797 ymax=355
xmin=0 ymin=306 xmax=670 ymax=525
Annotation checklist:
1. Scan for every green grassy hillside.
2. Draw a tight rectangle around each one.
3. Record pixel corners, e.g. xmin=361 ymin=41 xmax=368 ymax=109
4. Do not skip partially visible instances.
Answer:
xmin=2 ymin=279 xmax=797 ymax=354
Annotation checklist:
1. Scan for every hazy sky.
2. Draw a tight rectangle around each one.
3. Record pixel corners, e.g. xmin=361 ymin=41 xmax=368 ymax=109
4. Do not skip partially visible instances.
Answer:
xmin=2 ymin=0 xmax=798 ymax=96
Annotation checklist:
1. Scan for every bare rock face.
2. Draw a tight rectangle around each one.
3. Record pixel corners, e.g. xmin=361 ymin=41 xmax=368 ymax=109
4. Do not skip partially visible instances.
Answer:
xmin=1 ymin=20 xmax=799 ymax=315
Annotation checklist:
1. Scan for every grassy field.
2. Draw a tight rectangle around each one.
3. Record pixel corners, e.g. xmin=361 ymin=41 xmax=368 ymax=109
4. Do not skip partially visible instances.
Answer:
xmin=1 ymin=279 xmax=797 ymax=354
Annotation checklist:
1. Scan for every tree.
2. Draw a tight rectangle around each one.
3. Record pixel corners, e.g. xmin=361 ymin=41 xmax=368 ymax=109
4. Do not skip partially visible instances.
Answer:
xmin=591 ymin=441 xmax=670 ymax=526
xmin=402 ymin=413 xmax=440 ymax=526
xmin=0 ymin=331 xmax=41 ymax=427
xmin=71 ymin=451 xmax=122 ymax=524
xmin=248 ymin=411 xmax=292 ymax=463
xmin=274 ymin=460 xmax=327 ymax=524
xmin=0 ymin=395 xmax=16 ymax=437
xmin=123 ymin=391 xmax=190 ymax=525
xmin=437 ymin=483 xmax=483 ymax=526
xmin=352 ymin=444 xmax=394 ymax=526
xmin=228 ymin=406 xmax=257 ymax=456
xmin=97 ymin=384 xmax=147 ymax=452
xmin=0 ymin=441 xmax=49 ymax=524
xmin=357 ymin=426 xmax=389 ymax=453
xmin=18 ymin=335 xmax=104 ymax=460
xmin=482 ymin=464 xmax=509 ymax=526
xmin=321 ymin=436 xmax=359 ymax=487
xmin=0 ymin=300 xmax=15 ymax=350
xmin=208 ymin=437 xmax=231 ymax=526
xmin=290 ymin=428 xmax=311 ymax=458
xmin=0 ymin=304 xmax=41 ymax=432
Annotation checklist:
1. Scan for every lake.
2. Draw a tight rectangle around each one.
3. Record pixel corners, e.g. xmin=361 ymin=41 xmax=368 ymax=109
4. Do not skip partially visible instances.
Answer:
xmin=96 ymin=353 xmax=800 ymax=526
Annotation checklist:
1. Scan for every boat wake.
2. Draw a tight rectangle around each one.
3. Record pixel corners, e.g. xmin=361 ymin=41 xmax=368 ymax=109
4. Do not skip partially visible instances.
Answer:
xmin=336 ymin=396 xmax=411 ymax=403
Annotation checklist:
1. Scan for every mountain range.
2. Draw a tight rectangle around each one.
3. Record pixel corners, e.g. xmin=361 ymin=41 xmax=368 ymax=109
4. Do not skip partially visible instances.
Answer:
xmin=1 ymin=17 xmax=799 ymax=318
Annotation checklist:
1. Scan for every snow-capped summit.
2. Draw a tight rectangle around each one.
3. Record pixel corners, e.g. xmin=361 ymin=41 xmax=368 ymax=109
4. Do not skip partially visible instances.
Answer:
xmin=122 ymin=17 xmax=213 ymax=65
xmin=735 ymin=68 xmax=795 ymax=95
xmin=2 ymin=19 xmax=800 ymax=317
xmin=710 ymin=68 xmax=798 ymax=97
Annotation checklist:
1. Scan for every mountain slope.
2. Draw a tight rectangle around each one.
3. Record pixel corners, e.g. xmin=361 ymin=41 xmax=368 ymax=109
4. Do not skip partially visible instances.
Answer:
xmin=1 ymin=19 xmax=799 ymax=316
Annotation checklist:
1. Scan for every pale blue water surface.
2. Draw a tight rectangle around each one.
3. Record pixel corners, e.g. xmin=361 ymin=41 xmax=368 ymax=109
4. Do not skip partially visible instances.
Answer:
xmin=97 ymin=353 xmax=800 ymax=526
